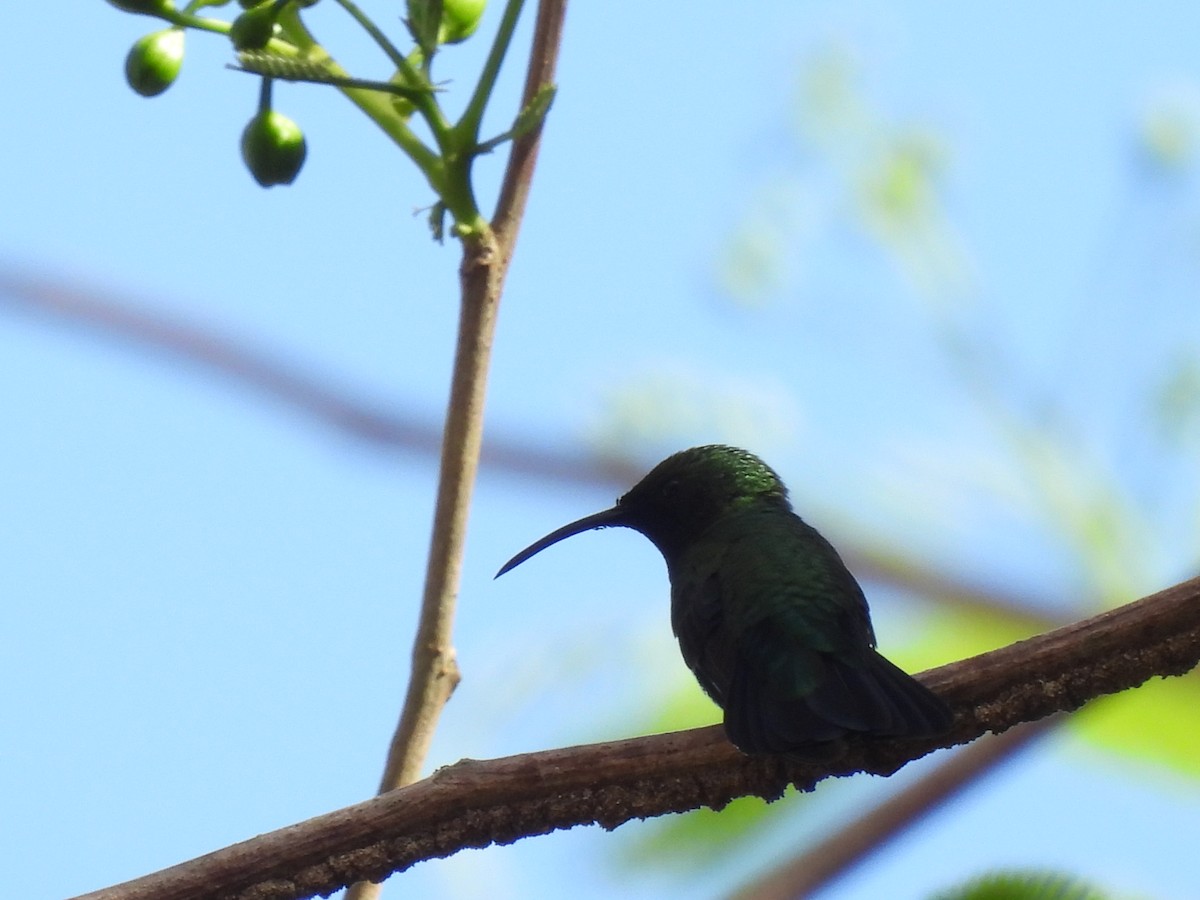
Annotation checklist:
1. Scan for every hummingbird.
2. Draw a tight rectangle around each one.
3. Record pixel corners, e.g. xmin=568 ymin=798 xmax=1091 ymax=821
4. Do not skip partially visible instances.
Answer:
xmin=497 ymin=445 xmax=953 ymax=753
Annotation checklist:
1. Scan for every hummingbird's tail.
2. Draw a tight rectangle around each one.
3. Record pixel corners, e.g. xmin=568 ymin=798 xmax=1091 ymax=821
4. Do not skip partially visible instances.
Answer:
xmin=723 ymin=646 xmax=954 ymax=753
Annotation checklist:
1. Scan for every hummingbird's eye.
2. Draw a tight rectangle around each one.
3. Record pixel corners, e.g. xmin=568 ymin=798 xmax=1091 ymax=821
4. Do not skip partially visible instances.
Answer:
xmin=660 ymin=477 xmax=682 ymax=499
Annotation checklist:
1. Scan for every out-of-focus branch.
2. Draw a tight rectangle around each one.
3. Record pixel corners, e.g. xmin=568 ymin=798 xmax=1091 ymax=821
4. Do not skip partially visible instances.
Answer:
xmin=70 ymin=575 xmax=1200 ymax=900
xmin=0 ymin=267 xmax=1059 ymax=626
xmin=0 ymin=268 xmax=441 ymax=452
xmin=729 ymin=717 xmax=1059 ymax=900
xmin=0 ymin=267 xmax=640 ymax=480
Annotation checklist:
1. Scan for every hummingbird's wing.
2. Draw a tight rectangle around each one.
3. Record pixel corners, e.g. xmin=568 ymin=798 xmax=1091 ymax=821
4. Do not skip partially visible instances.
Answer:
xmin=674 ymin=510 xmax=952 ymax=753
xmin=724 ymin=625 xmax=954 ymax=751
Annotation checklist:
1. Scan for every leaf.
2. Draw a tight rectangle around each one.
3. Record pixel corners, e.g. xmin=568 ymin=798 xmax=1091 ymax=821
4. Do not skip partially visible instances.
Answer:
xmin=901 ymin=604 xmax=1044 ymax=667
xmin=615 ymin=794 xmax=793 ymax=872
xmin=406 ymin=0 xmax=444 ymax=57
xmin=909 ymin=601 xmax=1200 ymax=781
xmin=476 ymin=84 xmax=558 ymax=154
xmin=511 ymin=84 xmax=556 ymax=141
xmin=931 ymin=869 xmax=1114 ymax=900
xmin=1071 ymin=671 xmax=1200 ymax=780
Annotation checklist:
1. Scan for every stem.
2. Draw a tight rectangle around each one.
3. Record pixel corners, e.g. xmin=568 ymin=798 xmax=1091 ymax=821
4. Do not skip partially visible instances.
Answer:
xmin=161 ymin=9 xmax=232 ymax=34
xmin=374 ymin=229 xmax=503 ymax=795
xmin=343 ymin=5 xmax=567 ymax=898
xmin=266 ymin=16 xmax=446 ymax=188
xmin=367 ymin=0 xmax=566 ymax=793
xmin=491 ymin=0 xmax=567 ymax=257
xmin=340 ymin=86 xmax=445 ymax=186
xmin=331 ymin=0 xmax=449 ymax=132
xmin=255 ymin=74 xmax=272 ymax=113
xmin=455 ymin=0 xmax=528 ymax=146
xmin=332 ymin=0 xmax=409 ymax=69
xmin=425 ymin=0 xmax=532 ymax=235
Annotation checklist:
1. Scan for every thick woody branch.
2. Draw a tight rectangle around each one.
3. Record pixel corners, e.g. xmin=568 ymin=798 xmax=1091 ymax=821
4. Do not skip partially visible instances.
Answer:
xmin=72 ymin=575 xmax=1200 ymax=900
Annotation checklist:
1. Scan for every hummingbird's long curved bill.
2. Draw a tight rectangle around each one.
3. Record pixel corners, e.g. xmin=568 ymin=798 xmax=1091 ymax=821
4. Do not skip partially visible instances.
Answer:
xmin=495 ymin=506 xmax=628 ymax=578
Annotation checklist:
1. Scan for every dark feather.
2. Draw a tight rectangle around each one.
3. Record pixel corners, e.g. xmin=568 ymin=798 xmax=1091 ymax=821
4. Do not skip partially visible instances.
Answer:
xmin=722 ymin=622 xmax=953 ymax=752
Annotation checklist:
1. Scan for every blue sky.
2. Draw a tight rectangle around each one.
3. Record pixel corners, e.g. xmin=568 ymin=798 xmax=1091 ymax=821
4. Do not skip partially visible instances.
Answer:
xmin=3 ymin=2 xmax=1200 ymax=898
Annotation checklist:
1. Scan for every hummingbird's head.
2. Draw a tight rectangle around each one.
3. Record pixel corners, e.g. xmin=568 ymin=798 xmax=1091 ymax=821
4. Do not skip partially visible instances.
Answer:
xmin=613 ymin=445 xmax=790 ymax=557
xmin=496 ymin=445 xmax=791 ymax=576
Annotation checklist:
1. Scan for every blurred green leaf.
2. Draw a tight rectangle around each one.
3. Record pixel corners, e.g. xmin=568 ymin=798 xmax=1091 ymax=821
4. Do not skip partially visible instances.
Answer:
xmin=905 ymin=604 xmax=1043 ymax=664
xmin=715 ymin=176 xmax=819 ymax=309
xmin=717 ymin=220 xmax=788 ymax=308
xmin=910 ymin=597 xmax=1200 ymax=781
xmin=639 ymin=673 xmax=720 ymax=734
xmin=931 ymin=869 xmax=1114 ymax=900
xmin=788 ymin=46 xmax=975 ymax=304
xmin=1072 ymin=672 xmax=1200 ymax=780
xmin=615 ymin=794 xmax=790 ymax=872
xmin=1153 ymin=352 xmax=1200 ymax=447
xmin=997 ymin=424 xmax=1154 ymax=607
xmin=1137 ymin=83 xmax=1200 ymax=175
xmin=858 ymin=131 xmax=944 ymax=231
xmin=587 ymin=367 xmax=800 ymax=465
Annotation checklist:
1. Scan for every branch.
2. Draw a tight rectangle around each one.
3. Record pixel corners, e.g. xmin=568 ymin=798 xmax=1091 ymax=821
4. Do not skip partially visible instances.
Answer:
xmin=366 ymin=0 xmax=569 ymax=796
xmin=345 ymin=20 xmax=571 ymax=900
xmin=491 ymin=0 xmax=566 ymax=259
xmin=730 ymin=717 xmax=1058 ymax=900
xmin=0 ymin=267 xmax=1057 ymax=628
xmin=0 ymin=267 xmax=619 ymax=478
xmin=71 ymin=575 xmax=1200 ymax=900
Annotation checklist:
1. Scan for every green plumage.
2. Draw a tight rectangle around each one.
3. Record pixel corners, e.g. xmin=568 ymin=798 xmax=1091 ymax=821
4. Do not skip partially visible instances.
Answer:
xmin=498 ymin=444 xmax=953 ymax=753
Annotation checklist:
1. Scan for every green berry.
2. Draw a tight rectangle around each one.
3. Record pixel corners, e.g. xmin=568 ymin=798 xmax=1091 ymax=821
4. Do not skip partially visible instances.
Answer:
xmin=407 ymin=0 xmax=486 ymax=47
xmin=241 ymin=109 xmax=307 ymax=187
xmin=230 ymin=4 xmax=278 ymax=50
xmin=106 ymin=0 xmax=172 ymax=15
xmin=439 ymin=0 xmax=486 ymax=44
xmin=124 ymin=28 xmax=184 ymax=97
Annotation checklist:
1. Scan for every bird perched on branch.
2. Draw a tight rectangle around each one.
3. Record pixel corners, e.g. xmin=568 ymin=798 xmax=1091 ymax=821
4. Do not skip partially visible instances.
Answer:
xmin=497 ymin=444 xmax=953 ymax=753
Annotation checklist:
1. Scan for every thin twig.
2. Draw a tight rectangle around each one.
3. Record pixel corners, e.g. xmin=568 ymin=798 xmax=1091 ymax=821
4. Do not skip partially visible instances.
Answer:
xmin=368 ymin=0 xmax=568 ymax=797
xmin=372 ymin=229 xmax=500 ymax=793
xmin=492 ymin=0 xmax=567 ymax=259
xmin=342 ymin=5 xmax=569 ymax=900
xmin=69 ymin=574 xmax=1200 ymax=900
